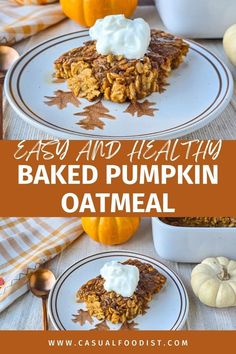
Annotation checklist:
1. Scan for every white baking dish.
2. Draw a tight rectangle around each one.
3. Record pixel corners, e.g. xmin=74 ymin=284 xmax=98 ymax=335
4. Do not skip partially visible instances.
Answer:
xmin=155 ymin=0 xmax=236 ymax=38
xmin=152 ymin=217 xmax=236 ymax=263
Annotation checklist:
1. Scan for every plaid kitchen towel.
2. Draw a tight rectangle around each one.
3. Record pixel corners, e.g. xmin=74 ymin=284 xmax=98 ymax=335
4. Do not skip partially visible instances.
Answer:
xmin=0 ymin=217 xmax=83 ymax=312
xmin=0 ymin=0 xmax=66 ymax=45
xmin=15 ymin=1 xmax=58 ymax=4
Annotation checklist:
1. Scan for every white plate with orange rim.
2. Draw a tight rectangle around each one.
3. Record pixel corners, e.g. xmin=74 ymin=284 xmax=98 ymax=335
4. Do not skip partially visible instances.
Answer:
xmin=48 ymin=251 xmax=189 ymax=330
xmin=5 ymin=30 xmax=233 ymax=140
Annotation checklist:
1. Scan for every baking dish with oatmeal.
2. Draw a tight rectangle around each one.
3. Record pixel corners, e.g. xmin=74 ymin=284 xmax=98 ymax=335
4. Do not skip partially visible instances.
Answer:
xmin=152 ymin=217 xmax=236 ymax=263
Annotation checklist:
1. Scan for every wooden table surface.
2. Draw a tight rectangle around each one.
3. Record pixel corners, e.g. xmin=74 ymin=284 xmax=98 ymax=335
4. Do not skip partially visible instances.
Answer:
xmin=1 ymin=218 xmax=236 ymax=330
xmin=3 ymin=5 xmax=236 ymax=140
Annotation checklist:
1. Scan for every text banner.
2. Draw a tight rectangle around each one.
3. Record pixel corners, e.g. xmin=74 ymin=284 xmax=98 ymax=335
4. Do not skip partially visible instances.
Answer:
xmin=0 ymin=140 xmax=235 ymax=216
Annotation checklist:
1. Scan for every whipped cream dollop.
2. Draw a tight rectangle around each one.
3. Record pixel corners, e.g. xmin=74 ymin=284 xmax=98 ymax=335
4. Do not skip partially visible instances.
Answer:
xmin=100 ymin=261 xmax=140 ymax=297
xmin=89 ymin=14 xmax=151 ymax=60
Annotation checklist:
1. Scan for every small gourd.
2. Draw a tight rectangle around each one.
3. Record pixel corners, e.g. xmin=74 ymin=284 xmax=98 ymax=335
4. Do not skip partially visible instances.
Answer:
xmin=191 ymin=257 xmax=236 ymax=308
xmin=223 ymin=24 xmax=236 ymax=66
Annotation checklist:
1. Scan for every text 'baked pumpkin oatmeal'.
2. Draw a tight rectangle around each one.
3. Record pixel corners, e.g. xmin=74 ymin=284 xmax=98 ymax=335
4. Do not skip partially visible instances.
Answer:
xmin=54 ymin=17 xmax=189 ymax=103
xmin=76 ymin=259 xmax=166 ymax=324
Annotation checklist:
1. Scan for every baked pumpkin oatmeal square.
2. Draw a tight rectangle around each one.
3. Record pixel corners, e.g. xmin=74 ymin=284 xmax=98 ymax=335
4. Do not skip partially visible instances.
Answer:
xmin=76 ymin=259 xmax=166 ymax=324
xmin=54 ymin=30 xmax=189 ymax=103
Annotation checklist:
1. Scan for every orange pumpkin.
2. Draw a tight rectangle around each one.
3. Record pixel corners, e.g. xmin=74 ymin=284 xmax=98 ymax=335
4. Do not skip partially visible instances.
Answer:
xmin=81 ymin=217 xmax=140 ymax=245
xmin=60 ymin=0 xmax=138 ymax=27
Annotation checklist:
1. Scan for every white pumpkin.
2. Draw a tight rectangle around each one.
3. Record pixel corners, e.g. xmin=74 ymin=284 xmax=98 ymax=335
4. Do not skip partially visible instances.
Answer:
xmin=191 ymin=257 xmax=236 ymax=308
xmin=223 ymin=24 xmax=236 ymax=66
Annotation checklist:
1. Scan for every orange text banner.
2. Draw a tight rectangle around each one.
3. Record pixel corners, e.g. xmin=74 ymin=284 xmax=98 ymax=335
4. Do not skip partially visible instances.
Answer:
xmin=0 ymin=139 xmax=235 ymax=216
xmin=0 ymin=330 xmax=235 ymax=354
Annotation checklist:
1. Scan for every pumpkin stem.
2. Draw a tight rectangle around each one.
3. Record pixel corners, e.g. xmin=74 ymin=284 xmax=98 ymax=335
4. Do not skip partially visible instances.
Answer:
xmin=217 ymin=266 xmax=230 ymax=281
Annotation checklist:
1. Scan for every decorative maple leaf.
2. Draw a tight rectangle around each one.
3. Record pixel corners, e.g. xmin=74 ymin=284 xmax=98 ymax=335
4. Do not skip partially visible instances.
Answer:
xmin=75 ymin=101 xmax=115 ymax=130
xmin=124 ymin=100 xmax=158 ymax=117
xmin=44 ymin=90 xmax=81 ymax=110
xmin=0 ymin=277 xmax=5 ymax=288
xmin=90 ymin=320 xmax=110 ymax=331
xmin=120 ymin=321 xmax=139 ymax=330
xmin=72 ymin=309 xmax=94 ymax=326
